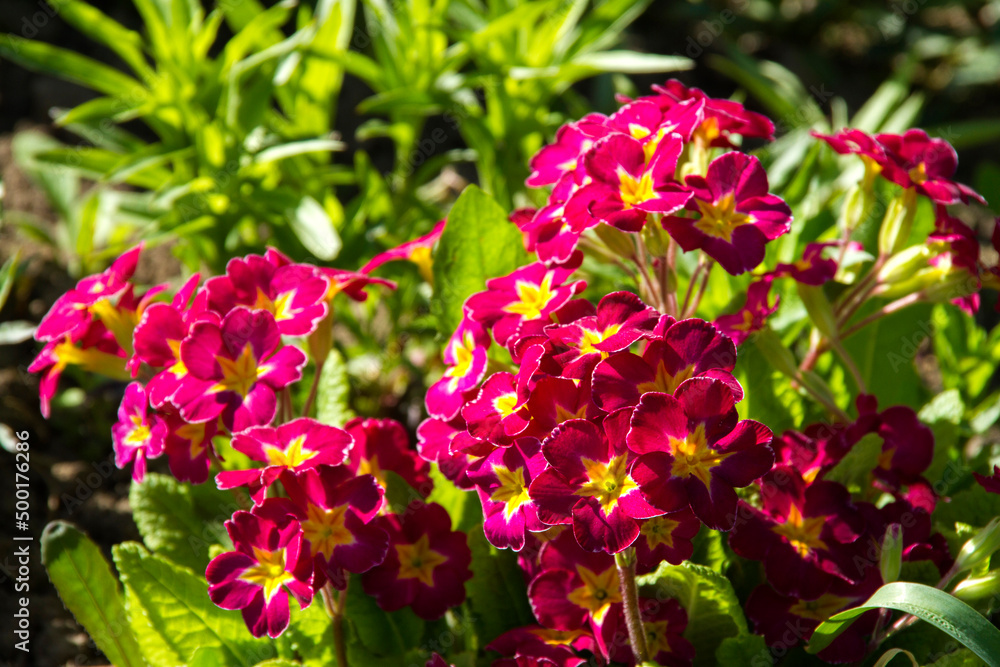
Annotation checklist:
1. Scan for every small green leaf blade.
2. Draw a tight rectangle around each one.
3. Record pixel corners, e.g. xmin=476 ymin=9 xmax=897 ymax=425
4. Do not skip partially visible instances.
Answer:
xmin=316 ymin=347 xmax=355 ymax=428
xmin=40 ymin=521 xmax=146 ymax=667
xmin=465 ymin=529 xmax=535 ymax=649
xmin=807 ymin=582 xmax=1000 ymax=666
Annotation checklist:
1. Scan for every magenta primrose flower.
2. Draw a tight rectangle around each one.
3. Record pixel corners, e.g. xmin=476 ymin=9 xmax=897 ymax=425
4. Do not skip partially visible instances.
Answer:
xmin=361 ymin=219 xmax=445 ymax=282
xmin=159 ymin=407 xmax=217 ymax=484
xmin=467 ymin=437 xmax=547 ymax=551
xmin=567 ymin=133 xmax=692 ymax=233
xmin=279 ymin=465 xmax=388 ymax=589
xmin=426 ymin=316 xmax=491 ymax=421
xmin=206 ymin=507 xmax=313 ymax=638
xmin=171 ymin=307 xmax=306 ymax=432
xmin=601 ymin=596 xmax=694 ymax=667
xmin=526 ymin=113 xmax=611 ymax=188
xmin=361 ymin=502 xmax=472 ymax=619
xmin=215 ymin=418 xmax=354 ymax=504
xmin=642 ymin=79 xmax=775 ymax=147
xmin=204 ymin=253 xmax=331 ymax=337
xmin=628 ymin=378 xmax=774 ymax=530
xmin=664 ymin=151 xmax=792 ymax=275
xmin=111 ymin=382 xmax=166 ymax=482
xmin=591 ymin=317 xmax=741 ymax=413
xmin=529 ymin=410 xmax=664 ymax=553
xmin=345 ymin=417 xmax=432 ymax=495
xmin=465 ymin=261 xmax=585 ymax=347
xmin=713 ymin=276 xmax=779 ymax=346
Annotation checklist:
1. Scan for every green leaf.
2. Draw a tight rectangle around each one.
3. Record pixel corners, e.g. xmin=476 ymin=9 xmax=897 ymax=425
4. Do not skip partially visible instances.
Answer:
xmin=343 ymin=573 xmax=424 ymax=665
xmin=873 ymin=648 xmax=919 ymax=667
xmin=466 ymin=528 xmax=535 ymax=649
xmin=50 ymin=0 xmax=151 ymax=76
xmin=0 ymin=252 xmax=20 ymax=312
xmin=129 ymin=472 xmax=238 ymax=572
xmin=572 ymin=50 xmax=693 ymax=73
xmin=715 ymin=633 xmax=770 ymax=666
xmin=288 ymin=196 xmax=342 ymax=261
xmin=807 ymin=582 xmax=1000 ymax=665
xmin=637 ymin=561 xmax=748 ymax=666
xmin=432 ymin=184 xmax=528 ymax=336
xmin=823 ymin=432 xmax=883 ymax=494
xmin=40 ymin=522 xmax=146 ymax=667
xmin=113 ymin=542 xmax=273 ymax=666
xmin=316 ymin=347 xmax=355 ymax=428
xmin=276 ymin=601 xmax=335 ymax=667
xmin=0 ymin=36 xmax=143 ymax=96
xmin=425 ymin=464 xmax=483 ymax=533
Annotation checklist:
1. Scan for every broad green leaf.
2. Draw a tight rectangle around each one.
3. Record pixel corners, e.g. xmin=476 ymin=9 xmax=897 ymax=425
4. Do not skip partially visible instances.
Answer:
xmin=823 ymin=433 xmax=883 ymax=494
xmin=715 ymin=633 xmax=770 ymax=666
xmin=934 ymin=486 xmax=1000 ymax=534
xmin=114 ymin=542 xmax=271 ymax=666
xmin=926 ymin=648 xmax=987 ymax=666
xmin=129 ymin=472 xmax=238 ymax=572
xmin=288 ymin=196 xmax=342 ymax=261
xmin=189 ymin=646 xmax=234 ymax=667
xmin=316 ymin=347 xmax=355 ymax=428
xmin=276 ymin=601 xmax=334 ymax=667
xmin=638 ymin=561 xmax=748 ymax=666
xmin=40 ymin=522 xmax=146 ymax=667
xmin=466 ymin=529 xmax=535 ymax=650
xmin=343 ymin=573 xmax=424 ymax=665
xmin=0 ymin=36 xmax=143 ymax=96
xmin=432 ymin=184 xmax=528 ymax=336
xmin=807 ymin=582 xmax=1000 ymax=665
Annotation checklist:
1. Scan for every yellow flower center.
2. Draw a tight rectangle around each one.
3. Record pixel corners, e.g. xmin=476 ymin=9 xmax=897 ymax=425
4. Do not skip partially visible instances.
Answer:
xmin=668 ymin=423 xmax=733 ymax=487
xmin=908 ymin=161 xmax=928 ymax=185
xmin=618 ymin=167 xmax=657 ymax=209
xmin=167 ymin=339 xmax=187 ymax=378
xmin=788 ymin=593 xmax=851 ymax=622
xmin=566 ymin=564 xmax=622 ymax=624
xmin=357 ymin=454 xmax=383 ymax=486
xmin=240 ymin=547 xmax=295 ymax=602
xmin=212 ymin=343 xmax=259 ymax=397
xmin=396 ymin=534 xmax=448 ymax=587
xmin=637 ymin=361 xmax=694 ymax=395
xmin=125 ymin=414 xmax=150 ymax=445
xmin=408 ymin=245 xmax=435 ymax=284
xmin=640 ymin=515 xmax=680 ymax=549
xmin=489 ymin=464 xmax=531 ymax=520
xmin=770 ymin=504 xmax=828 ymax=557
xmin=503 ymin=274 xmax=557 ymax=321
xmin=444 ymin=332 xmax=476 ymax=383
xmin=645 ymin=620 xmax=672 ymax=657
xmin=730 ymin=308 xmax=757 ymax=332
xmin=577 ymin=323 xmax=622 ymax=358
xmin=175 ymin=420 xmax=209 ymax=460
xmin=694 ymin=193 xmax=751 ymax=243
xmin=493 ymin=392 xmax=519 ymax=419
xmin=575 ymin=454 xmax=638 ymax=515
xmin=263 ymin=435 xmax=317 ymax=468
xmin=301 ymin=503 xmax=355 ymax=559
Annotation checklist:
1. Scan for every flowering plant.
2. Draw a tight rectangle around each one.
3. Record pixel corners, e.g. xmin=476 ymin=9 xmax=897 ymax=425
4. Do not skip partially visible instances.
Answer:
xmin=32 ymin=78 xmax=1000 ymax=667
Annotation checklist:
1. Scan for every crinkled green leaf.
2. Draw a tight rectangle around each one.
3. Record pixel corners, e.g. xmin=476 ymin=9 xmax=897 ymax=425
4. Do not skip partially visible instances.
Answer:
xmin=715 ymin=633 xmax=770 ymax=666
xmin=316 ymin=347 xmax=355 ymax=428
xmin=129 ymin=473 xmax=237 ymax=573
xmin=114 ymin=542 xmax=274 ymax=666
xmin=41 ymin=522 xmax=146 ymax=667
xmin=637 ymin=561 xmax=748 ymax=666
xmin=343 ymin=573 xmax=424 ymax=664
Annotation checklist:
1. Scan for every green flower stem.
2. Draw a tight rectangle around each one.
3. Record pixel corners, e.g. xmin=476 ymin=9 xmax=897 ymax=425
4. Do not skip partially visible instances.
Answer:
xmin=615 ymin=547 xmax=649 ymax=663
xmin=321 ymin=580 xmax=349 ymax=667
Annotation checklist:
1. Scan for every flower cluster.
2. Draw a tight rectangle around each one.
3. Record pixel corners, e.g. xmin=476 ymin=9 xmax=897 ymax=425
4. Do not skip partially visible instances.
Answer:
xmin=31 ymin=244 xmax=477 ymax=637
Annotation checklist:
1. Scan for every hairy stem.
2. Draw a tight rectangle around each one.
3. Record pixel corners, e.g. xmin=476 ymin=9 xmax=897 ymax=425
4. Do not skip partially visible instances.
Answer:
xmin=615 ymin=548 xmax=649 ymax=664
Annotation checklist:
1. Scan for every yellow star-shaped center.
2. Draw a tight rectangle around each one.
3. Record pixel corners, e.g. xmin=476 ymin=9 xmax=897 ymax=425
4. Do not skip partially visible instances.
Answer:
xmin=566 ymin=564 xmax=622 ymax=624
xmin=301 ymin=503 xmax=355 ymax=559
xmin=575 ymin=454 xmax=638 ymax=515
xmin=240 ymin=547 xmax=295 ymax=602
xmin=489 ymin=464 xmax=531 ymax=520
xmin=396 ymin=534 xmax=448 ymax=587
xmin=503 ymin=274 xmax=557 ymax=321
xmin=694 ymin=193 xmax=751 ymax=243
xmin=668 ymin=423 xmax=733 ymax=487
xmin=770 ymin=504 xmax=828 ymax=557
xmin=213 ymin=343 xmax=259 ymax=397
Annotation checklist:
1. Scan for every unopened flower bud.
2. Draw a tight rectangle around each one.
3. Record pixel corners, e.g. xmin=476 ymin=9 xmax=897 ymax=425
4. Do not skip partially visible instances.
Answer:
xmin=952 ymin=570 xmax=1000 ymax=604
xmin=879 ymin=523 xmax=903 ymax=584
xmin=797 ymin=284 xmax=839 ymax=342
xmin=878 ymin=188 xmax=918 ymax=256
xmin=594 ymin=223 xmax=637 ymax=260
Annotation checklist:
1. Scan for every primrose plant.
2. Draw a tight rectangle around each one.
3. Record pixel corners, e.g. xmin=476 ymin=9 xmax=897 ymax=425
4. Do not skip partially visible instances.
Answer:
xmin=32 ymin=78 xmax=1000 ymax=667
